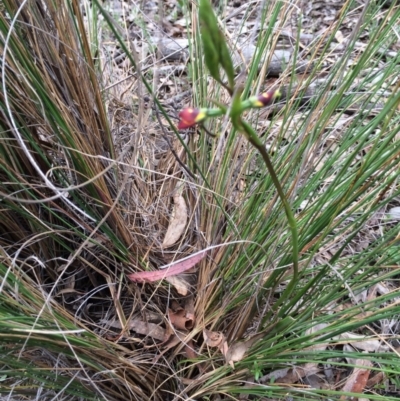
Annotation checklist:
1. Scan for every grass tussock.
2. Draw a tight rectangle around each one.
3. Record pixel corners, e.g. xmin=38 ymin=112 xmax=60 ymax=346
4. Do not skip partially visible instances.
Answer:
xmin=1 ymin=0 xmax=400 ymax=400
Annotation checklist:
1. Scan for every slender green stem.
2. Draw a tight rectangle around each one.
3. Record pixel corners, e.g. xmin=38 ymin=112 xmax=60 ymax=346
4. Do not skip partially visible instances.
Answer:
xmin=205 ymin=99 xmax=261 ymax=119
xmin=239 ymin=119 xmax=299 ymax=308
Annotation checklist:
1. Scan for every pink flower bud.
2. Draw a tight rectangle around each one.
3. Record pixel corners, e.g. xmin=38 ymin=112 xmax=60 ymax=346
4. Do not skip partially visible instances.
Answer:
xmin=249 ymin=90 xmax=281 ymax=108
xmin=178 ymin=108 xmax=207 ymax=130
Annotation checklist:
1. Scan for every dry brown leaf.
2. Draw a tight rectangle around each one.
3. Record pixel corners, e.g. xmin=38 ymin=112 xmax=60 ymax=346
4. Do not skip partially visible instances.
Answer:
xmin=162 ymin=184 xmax=188 ymax=248
xmin=203 ymin=329 xmax=229 ymax=360
xmin=259 ymin=368 xmax=290 ymax=383
xmin=165 ymin=275 xmax=189 ymax=295
xmin=134 ymin=321 xmax=167 ymax=342
xmin=152 ymin=330 xmax=193 ymax=363
xmin=152 ymin=333 xmax=183 ymax=363
xmin=184 ymin=296 xmax=195 ymax=321
xmin=366 ymin=371 xmax=385 ymax=388
xmin=224 ymin=332 xmax=265 ymax=368
xmin=340 ymin=359 xmax=373 ymax=400
xmin=261 ymin=363 xmax=320 ymax=384
xmin=184 ymin=338 xmax=197 ymax=360
xmin=102 ymin=318 xmax=167 ymax=342
xmin=203 ymin=329 xmax=225 ymax=348
xmin=168 ymin=307 xmax=195 ymax=330
xmin=224 ymin=342 xmax=249 ymax=369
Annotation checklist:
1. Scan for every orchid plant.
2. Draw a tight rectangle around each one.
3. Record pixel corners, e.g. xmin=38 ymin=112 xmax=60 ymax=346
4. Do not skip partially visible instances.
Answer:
xmin=178 ymin=0 xmax=299 ymax=303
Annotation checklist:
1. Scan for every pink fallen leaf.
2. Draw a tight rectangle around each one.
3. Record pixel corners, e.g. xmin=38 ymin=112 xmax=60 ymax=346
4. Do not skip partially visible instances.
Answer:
xmin=128 ymin=251 xmax=206 ymax=283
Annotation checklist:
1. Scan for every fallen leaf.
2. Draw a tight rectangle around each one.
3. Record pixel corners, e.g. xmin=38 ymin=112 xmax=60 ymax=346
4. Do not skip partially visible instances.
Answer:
xmin=225 ymin=342 xmax=249 ymax=368
xmin=128 ymin=250 xmax=206 ymax=283
xmin=224 ymin=332 xmax=265 ymax=368
xmin=152 ymin=333 xmax=183 ymax=363
xmin=101 ymin=317 xmax=166 ymax=342
xmin=366 ymin=371 xmax=385 ymax=387
xmin=203 ymin=329 xmax=229 ymax=358
xmin=303 ymin=373 xmax=325 ymax=389
xmin=261 ymin=363 xmax=320 ymax=384
xmin=203 ymin=329 xmax=225 ymax=348
xmin=184 ymin=338 xmax=197 ymax=360
xmin=152 ymin=330 xmax=193 ymax=363
xmin=184 ymin=296 xmax=195 ymax=322
xmin=162 ymin=184 xmax=187 ymax=248
xmin=339 ymin=332 xmax=384 ymax=352
xmin=305 ymin=323 xmax=329 ymax=351
xmin=168 ymin=307 xmax=195 ymax=330
xmin=259 ymin=368 xmax=290 ymax=383
xmin=340 ymin=359 xmax=373 ymax=400
xmin=165 ymin=275 xmax=189 ymax=295
xmin=262 ymin=324 xmax=329 ymax=384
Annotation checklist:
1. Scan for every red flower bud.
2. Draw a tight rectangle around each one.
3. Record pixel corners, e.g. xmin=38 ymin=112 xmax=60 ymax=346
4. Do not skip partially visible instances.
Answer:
xmin=178 ymin=108 xmax=207 ymax=130
xmin=249 ymin=90 xmax=281 ymax=108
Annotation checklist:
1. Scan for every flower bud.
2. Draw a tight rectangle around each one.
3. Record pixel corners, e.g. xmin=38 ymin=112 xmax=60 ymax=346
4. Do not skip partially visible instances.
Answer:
xmin=249 ymin=90 xmax=281 ymax=108
xmin=178 ymin=108 xmax=207 ymax=130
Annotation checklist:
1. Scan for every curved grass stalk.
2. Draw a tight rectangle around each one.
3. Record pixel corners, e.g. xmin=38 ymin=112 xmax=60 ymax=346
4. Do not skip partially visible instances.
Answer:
xmin=234 ymin=118 xmax=299 ymax=308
